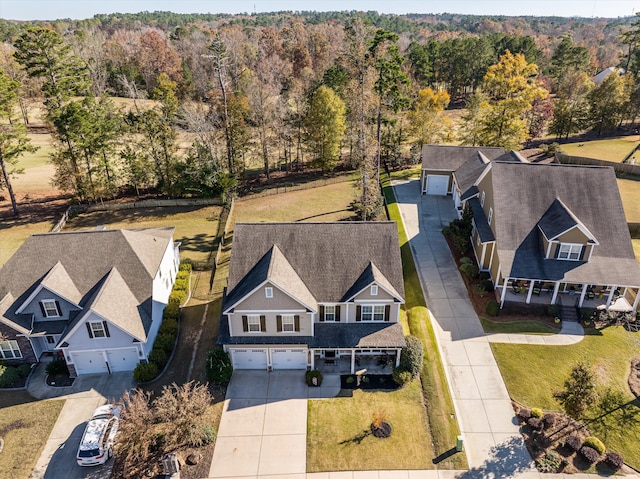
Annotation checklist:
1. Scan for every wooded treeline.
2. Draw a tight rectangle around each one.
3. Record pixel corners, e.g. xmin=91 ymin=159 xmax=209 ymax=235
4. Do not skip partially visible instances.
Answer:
xmin=1 ymin=10 xmax=640 ymax=217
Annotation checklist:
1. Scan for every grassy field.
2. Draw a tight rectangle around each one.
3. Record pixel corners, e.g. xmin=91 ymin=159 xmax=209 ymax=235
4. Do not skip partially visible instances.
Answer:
xmin=64 ymin=205 xmax=222 ymax=264
xmin=491 ymin=326 xmax=640 ymax=469
xmin=9 ymin=133 xmax=57 ymax=198
xmin=0 ymin=392 xmax=64 ymax=479
xmin=0 ymin=219 xmax=56 ymax=267
xmin=561 ymin=136 xmax=639 ymax=162
xmin=617 ymin=178 xmax=640 ymax=222
xmin=307 ymin=381 xmax=434 ymax=471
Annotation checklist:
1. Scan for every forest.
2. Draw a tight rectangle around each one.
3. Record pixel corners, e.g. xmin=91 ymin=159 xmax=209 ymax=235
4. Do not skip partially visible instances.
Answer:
xmin=1 ymin=10 xmax=640 ymax=217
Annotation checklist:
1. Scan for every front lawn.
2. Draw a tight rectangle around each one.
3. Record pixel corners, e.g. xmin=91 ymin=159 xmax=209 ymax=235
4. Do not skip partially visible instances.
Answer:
xmin=307 ymin=381 xmax=433 ymax=471
xmin=0 ymin=392 xmax=64 ymax=479
xmin=491 ymin=326 xmax=640 ymax=469
xmin=0 ymin=219 xmax=55 ymax=266
xmin=561 ymin=136 xmax=639 ymax=162
xmin=617 ymin=178 xmax=640 ymax=222
xmin=480 ymin=317 xmax=557 ymax=334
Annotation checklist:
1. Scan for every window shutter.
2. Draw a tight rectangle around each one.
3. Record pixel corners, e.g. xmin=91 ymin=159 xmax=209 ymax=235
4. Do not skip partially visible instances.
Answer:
xmin=39 ymin=302 xmax=46 ymax=317
xmin=579 ymin=246 xmax=586 ymax=260
xmin=319 ymin=305 xmax=325 ymax=322
xmin=553 ymin=244 xmax=560 ymax=259
xmin=242 ymin=315 xmax=248 ymax=332
xmin=55 ymin=301 xmax=62 ymax=316
xmin=385 ymin=305 xmax=391 ymax=322
xmin=103 ymin=321 xmax=110 ymax=338
xmin=276 ymin=315 xmax=282 ymax=332
xmin=294 ymin=315 xmax=300 ymax=332
xmin=356 ymin=305 xmax=361 ymax=322
xmin=260 ymin=315 xmax=266 ymax=332
xmin=335 ymin=305 xmax=341 ymax=322
xmin=86 ymin=323 xmax=94 ymax=339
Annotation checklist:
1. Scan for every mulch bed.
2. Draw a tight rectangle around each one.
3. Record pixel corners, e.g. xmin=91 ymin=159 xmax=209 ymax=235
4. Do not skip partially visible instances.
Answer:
xmin=340 ymin=374 xmax=398 ymax=390
xmin=0 ymin=376 xmax=28 ymax=389
xmin=46 ymin=374 xmax=75 ymax=387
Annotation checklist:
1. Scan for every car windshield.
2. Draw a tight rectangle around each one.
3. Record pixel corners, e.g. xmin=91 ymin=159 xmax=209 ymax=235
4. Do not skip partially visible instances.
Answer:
xmin=78 ymin=448 xmax=100 ymax=458
xmin=92 ymin=414 xmax=112 ymax=420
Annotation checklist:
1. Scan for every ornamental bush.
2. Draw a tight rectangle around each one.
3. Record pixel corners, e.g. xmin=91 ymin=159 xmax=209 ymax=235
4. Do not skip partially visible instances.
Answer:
xmin=176 ymin=270 xmax=190 ymax=281
xmin=206 ymin=348 xmax=233 ymax=385
xmin=603 ymin=451 xmax=624 ymax=471
xmin=163 ymin=302 xmax=180 ymax=321
xmin=481 ymin=279 xmax=495 ymax=292
xmin=565 ymin=435 xmax=582 ymax=452
xmin=460 ymin=256 xmax=473 ymax=265
xmin=516 ymin=408 xmax=531 ymax=423
xmin=0 ymin=365 xmax=19 ymax=387
xmin=527 ymin=417 xmax=543 ymax=432
xmin=580 ymin=445 xmax=600 ymax=463
xmin=583 ymin=436 xmax=606 ymax=455
xmin=536 ymin=450 xmax=562 ymax=473
xmin=169 ymin=290 xmax=187 ymax=306
xmin=149 ymin=348 xmax=168 ymax=369
xmin=45 ymin=357 xmax=69 ymax=376
xmin=159 ymin=317 xmax=178 ymax=337
xmin=173 ymin=278 xmax=189 ymax=291
xmin=133 ymin=362 xmax=158 ymax=382
xmin=486 ymin=301 xmax=500 ymax=317
xmin=154 ymin=332 xmax=176 ymax=355
xmin=17 ymin=363 xmax=32 ymax=378
xmin=179 ymin=261 xmax=193 ymax=272
xmin=530 ymin=407 xmax=543 ymax=418
xmin=305 ymin=369 xmax=323 ymax=387
xmin=546 ymin=304 xmax=559 ymax=318
xmin=459 ymin=262 xmax=479 ymax=279
xmin=392 ymin=367 xmax=413 ymax=386
xmin=399 ymin=336 xmax=424 ymax=378
xmin=542 ymin=413 xmax=555 ymax=429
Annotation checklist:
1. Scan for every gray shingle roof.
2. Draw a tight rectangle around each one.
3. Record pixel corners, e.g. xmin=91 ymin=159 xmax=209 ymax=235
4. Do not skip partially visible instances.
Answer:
xmin=226 ymin=223 xmax=404 ymax=305
xmin=490 ymin=162 xmax=640 ymax=286
xmin=40 ymin=262 xmax=83 ymax=305
xmin=422 ymin=145 xmax=505 ymax=172
xmin=0 ymin=228 xmax=174 ymax=337
xmin=340 ymin=262 xmax=403 ymax=303
xmin=455 ymin=149 xmax=527 ymax=196
xmin=468 ymin=198 xmax=495 ymax=243
xmin=537 ymin=198 xmax=596 ymax=242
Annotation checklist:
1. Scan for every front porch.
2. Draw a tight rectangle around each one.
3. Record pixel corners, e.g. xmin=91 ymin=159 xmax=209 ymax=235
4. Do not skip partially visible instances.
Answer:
xmin=312 ymin=349 xmax=400 ymax=375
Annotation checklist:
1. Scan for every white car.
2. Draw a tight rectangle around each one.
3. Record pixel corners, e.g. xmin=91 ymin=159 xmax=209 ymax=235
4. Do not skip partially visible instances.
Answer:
xmin=76 ymin=404 xmax=121 ymax=466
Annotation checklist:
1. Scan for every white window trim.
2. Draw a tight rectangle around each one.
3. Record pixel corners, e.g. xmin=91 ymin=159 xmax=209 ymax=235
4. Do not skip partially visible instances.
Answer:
xmin=0 ymin=340 xmax=22 ymax=359
xmin=42 ymin=299 xmax=60 ymax=318
xmin=89 ymin=321 xmax=107 ymax=338
xmin=481 ymin=191 xmax=485 ymax=207
xmin=361 ymin=304 xmax=385 ymax=321
xmin=371 ymin=285 xmax=378 ymax=296
xmin=282 ymin=314 xmax=295 ymax=332
xmin=558 ymin=242 xmax=582 ymax=261
xmin=324 ymin=305 xmax=336 ymax=322
xmin=487 ymin=207 xmax=493 ymax=225
xmin=265 ymin=287 xmax=273 ymax=298
xmin=247 ymin=315 xmax=261 ymax=333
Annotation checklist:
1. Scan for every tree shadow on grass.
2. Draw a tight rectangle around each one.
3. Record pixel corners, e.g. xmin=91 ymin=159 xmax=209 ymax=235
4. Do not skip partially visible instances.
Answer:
xmin=339 ymin=429 xmax=371 ymax=446
xmin=455 ymin=436 xmax=535 ymax=479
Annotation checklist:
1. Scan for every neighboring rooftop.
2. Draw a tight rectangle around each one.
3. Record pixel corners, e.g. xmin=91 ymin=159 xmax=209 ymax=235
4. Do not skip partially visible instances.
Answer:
xmin=421 ymin=145 xmax=505 ymax=172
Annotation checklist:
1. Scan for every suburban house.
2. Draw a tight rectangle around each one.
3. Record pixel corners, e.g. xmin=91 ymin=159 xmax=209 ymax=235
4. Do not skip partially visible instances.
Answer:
xmin=0 ymin=228 xmax=180 ymax=376
xmin=460 ymin=161 xmax=640 ymax=312
xmin=219 ymin=222 xmax=406 ymax=372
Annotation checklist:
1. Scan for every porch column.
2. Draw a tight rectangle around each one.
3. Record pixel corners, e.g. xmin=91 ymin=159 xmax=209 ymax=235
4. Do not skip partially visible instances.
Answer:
xmin=551 ymin=281 xmax=561 ymax=305
xmin=480 ymin=243 xmax=487 ymax=270
xmin=526 ymin=280 xmax=535 ymax=304
xmin=350 ymin=350 xmax=356 ymax=374
xmin=310 ymin=352 xmax=315 ymax=370
xmin=396 ymin=349 xmax=401 ymax=367
xmin=633 ymin=289 xmax=640 ymax=313
xmin=500 ymin=276 xmax=509 ymax=307
xmin=606 ymin=287 xmax=616 ymax=308
xmin=578 ymin=284 xmax=588 ymax=308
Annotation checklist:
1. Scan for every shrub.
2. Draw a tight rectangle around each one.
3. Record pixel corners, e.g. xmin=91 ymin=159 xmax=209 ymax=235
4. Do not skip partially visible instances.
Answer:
xmin=475 ymin=283 xmax=486 ymax=296
xmin=486 ymin=301 xmax=500 ymax=317
xmin=459 ymin=262 xmax=479 ymax=279
xmin=154 ymin=332 xmax=176 ymax=355
xmin=179 ymin=261 xmax=193 ymax=272
xmin=0 ymin=365 xmax=19 ymax=387
xmin=176 ymin=270 xmax=190 ymax=281
xmin=149 ymin=348 xmax=168 ymax=368
xmin=392 ymin=367 xmax=413 ymax=386
xmin=17 ymin=363 xmax=32 ymax=378
xmin=527 ymin=417 xmax=543 ymax=432
xmin=583 ymin=436 xmax=606 ymax=455
xmin=542 ymin=413 xmax=555 ymax=429
xmin=345 ymin=376 xmax=355 ymax=384
xmin=580 ymin=446 xmax=600 ymax=463
xmin=198 ymin=424 xmax=217 ymax=446
xmin=546 ymin=304 xmax=559 ymax=318
xmin=481 ymin=279 xmax=494 ymax=292
xmin=163 ymin=302 xmax=180 ymax=321
xmin=169 ymin=290 xmax=187 ymax=306
xmin=159 ymin=317 xmax=179 ymax=337
xmin=46 ymin=358 xmax=69 ymax=376
xmin=446 ymin=207 xmax=473 ymax=253
xmin=206 ymin=348 xmax=233 ymax=385
xmin=133 ymin=362 xmax=158 ymax=382
xmin=565 ymin=435 xmax=582 ymax=452
xmin=399 ymin=336 xmax=424 ymax=378
xmin=579 ymin=307 xmax=596 ymax=322
xmin=530 ymin=407 xmax=543 ymax=418
xmin=516 ymin=408 xmax=531 ymax=423
xmin=306 ymin=370 xmax=323 ymax=387
xmin=536 ymin=450 xmax=562 ymax=473
xmin=603 ymin=452 xmax=623 ymax=471
xmin=173 ymin=278 xmax=189 ymax=292
xmin=460 ymin=256 xmax=473 ymax=265
xmin=478 ymin=271 xmax=490 ymax=281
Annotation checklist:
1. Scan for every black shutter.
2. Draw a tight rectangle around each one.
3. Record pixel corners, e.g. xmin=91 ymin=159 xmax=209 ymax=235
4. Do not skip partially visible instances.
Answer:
xmin=335 ymin=305 xmax=341 ymax=322
xmin=319 ymin=305 xmax=325 ymax=322
xmin=579 ymin=246 xmax=586 ymax=260
xmin=55 ymin=301 xmax=62 ymax=316
xmin=103 ymin=321 xmax=110 ymax=337
xmin=39 ymin=301 xmax=46 ymax=317
xmin=86 ymin=322 xmax=94 ymax=339
xmin=553 ymin=243 xmax=560 ymax=259
xmin=276 ymin=315 xmax=282 ymax=332
xmin=260 ymin=315 xmax=266 ymax=332
xmin=294 ymin=315 xmax=300 ymax=332
xmin=356 ymin=305 xmax=362 ymax=322
xmin=384 ymin=305 xmax=391 ymax=322
xmin=242 ymin=315 xmax=248 ymax=332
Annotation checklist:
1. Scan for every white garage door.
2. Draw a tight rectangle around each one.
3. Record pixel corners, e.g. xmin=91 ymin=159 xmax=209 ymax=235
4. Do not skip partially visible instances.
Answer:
xmin=231 ymin=348 xmax=268 ymax=369
xmin=271 ymin=348 xmax=308 ymax=369
xmin=71 ymin=351 xmax=109 ymax=375
xmin=426 ymin=175 xmax=449 ymax=195
xmin=107 ymin=348 xmax=140 ymax=372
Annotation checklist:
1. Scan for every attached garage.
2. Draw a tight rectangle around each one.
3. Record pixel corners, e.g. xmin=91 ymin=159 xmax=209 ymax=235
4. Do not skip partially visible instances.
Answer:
xmin=271 ymin=348 xmax=308 ymax=369
xmin=230 ymin=348 xmax=268 ymax=369
xmin=424 ymin=174 xmax=450 ymax=195
xmin=71 ymin=351 xmax=108 ymax=375
xmin=106 ymin=348 xmax=140 ymax=372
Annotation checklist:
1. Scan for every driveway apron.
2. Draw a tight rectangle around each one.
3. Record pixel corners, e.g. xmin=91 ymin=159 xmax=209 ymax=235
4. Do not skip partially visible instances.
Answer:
xmin=392 ymin=179 xmax=534 ymax=472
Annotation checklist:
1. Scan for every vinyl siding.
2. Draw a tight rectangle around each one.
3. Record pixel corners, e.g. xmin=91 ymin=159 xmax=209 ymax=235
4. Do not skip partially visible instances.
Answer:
xmin=234 ymin=281 xmax=310 ymax=311
xmin=65 ymin=311 xmax=140 ymax=351
xmin=476 ymin=170 xmax=496 ymax=236
xmin=482 ymin=243 xmax=494 ymax=270
xmin=557 ymin=226 xmax=590 ymax=245
xmin=344 ymin=302 xmax=400 ymax=323
xmin=228 ymin=311 xmax=312 ymax=336
xmin=23 ymin=288 xmax=80 ymax=322
xmin=353 ymin=285 xmax=395 ymax=301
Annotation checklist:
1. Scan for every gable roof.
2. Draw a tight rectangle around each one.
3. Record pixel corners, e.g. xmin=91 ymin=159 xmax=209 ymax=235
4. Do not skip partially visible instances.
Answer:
xmin=341 ymin=262 xmax=403 ymax=302
xmin=489 ymin=162 xmax=640 ymax=286
xmin=0 ymin=228 xmax=174 ymax=337
xmin=422 ymin=145 xmax=505 ymax=172
xmin=537 ymin=198 xmax=597 ymax=243
xmin=454 ymin=149 xmax=527 ymax=196
xmin=226 ymin=223 xmax=404 ymax=307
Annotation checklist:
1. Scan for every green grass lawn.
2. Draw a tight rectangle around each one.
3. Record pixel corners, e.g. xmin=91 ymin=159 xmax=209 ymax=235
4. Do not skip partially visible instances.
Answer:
xmin=64 ymin=205 xmax=222 ymax=264
xmin=617 ymin=178 xmax=640 ymax=222
xmin=0 ymin=219 xmax=56 ymax=267
xmin=491 ymin=326 xmax=640 ymax=468
xmin=307 ymin=381 xmax=434 ymax=472
xmin=0 ymin=392 xmax=64 ymax=479
xmin=389 ymin=166 xmax=421 ymax=181
xmin=561 ymin=136 xmax=639 ymax=163
xmin=480 ymin=317 xmax=557 ymax=334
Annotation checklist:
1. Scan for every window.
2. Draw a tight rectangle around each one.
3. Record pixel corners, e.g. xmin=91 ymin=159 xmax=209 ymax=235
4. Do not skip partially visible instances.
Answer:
xmin=481 ymin=191 xmax=485 ymax=207
xmin=324 ymin=305 xmax=335 ymax=321
xmin=373 ymin=305 xmax=385 ymax=321
xmin=361 ymin=305 xmax=385 ymax=321
xmin=361 ymin=305 xmax=373 ymax=320
xmin=282 ymin=315 xmax=295 ymax=332
xmin=46 ymin=335 xmax=56 ymax=344
xmin=248 ymin=315 xmax=261 ymax=332
xmin=41 ymin=300 xmax=60 ymax=318
xmin=371 ymin=285 xmax=378 ymax=296
xmin=558 ymin=243 xmax=582 ymax=261
xmin=487 ymin=207 xmax=493 ymax=225
xmin=0 ymin=340 xmax=21 ymax=359
xmin=89 ymin=321 xmax=107 ymax=338
xmin=265 ymin=287 xmax=273 ymax=298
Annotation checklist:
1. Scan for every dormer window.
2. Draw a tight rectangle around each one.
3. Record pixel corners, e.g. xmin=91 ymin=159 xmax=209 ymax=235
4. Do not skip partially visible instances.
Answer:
xmin=371 ymin=285 xmax=378 ymax=296
xmin=265 ymin=287 xmax=273 ymax=298
xmin=558 ymin=243 xmax=582 ymax=261
xmin=41 ymin=300 xmax=61 ymax=318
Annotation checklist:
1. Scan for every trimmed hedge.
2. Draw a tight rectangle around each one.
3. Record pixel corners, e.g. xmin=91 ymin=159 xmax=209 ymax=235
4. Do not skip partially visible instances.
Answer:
xmin=399 ymin=335 xmax=424 ymax=378
xmin=163 ymin=302 xmax=180 ymax=321
xmin=173 ymin=278 xmax=189 ymax=292
xmin=0 ymin=365 xmax=19 ymax=387
xmin=154 ymin=333 xmax=176 ymax=355
xmin=542 ymin=413 xmax=555 ymax=429
xmin=580 ymin=446 xmax=600 ymax=463
xmin=206 ymin=348 xmax=233 ymax=385
xmin=159 ymin=317 xmax=178 ymax=336
xmin=169 ymin=290 xmax=187 ymax=306
xmin=17 ymin=363 xmax=32 ymax=378
xmin=546 ymin=304 xmax=559 ymax=318
xmin=134 ymin=362 xmax=158 ymax=382
xmin=603 ymin=451 xmax=623 ymax=471
xmin=459 ymin=262 xmax=479 ymax=279
xmin=176 ymin=270 xmax=190 ymax=281
xmin=305 ymin=369 xmax=323 ymax=387
xmin=516 ymin=408 xmax=531 ymax=423
xmin=583 ymin=436 xmax=606 ymax=455
xmin=486 ymin=300 xmax=500 ymax=317
xmin=460 ymin=257 xmax=473 ymax=265
xmin=179 ymin=262 xmax=193 ymax=272
xmin=149 ymin=348 xmax=168 ymax=369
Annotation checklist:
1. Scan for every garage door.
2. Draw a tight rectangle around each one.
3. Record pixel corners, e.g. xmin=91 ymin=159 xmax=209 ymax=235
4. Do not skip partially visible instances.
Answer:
xmin=71 ymin=351 xmax=108 ymax=375
xmin=271 ymin=348 xmax=308 ymax=369
xmin=107 ymin=348 xmax=140 ymax=372
xmin=426 ymin=175 xmax=449 ymax=195
xmin=231 ymin=349 xmax=268 ymax=369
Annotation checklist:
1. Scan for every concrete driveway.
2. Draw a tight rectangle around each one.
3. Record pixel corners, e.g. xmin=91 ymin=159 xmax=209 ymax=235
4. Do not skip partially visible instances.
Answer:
xmin=29 ymin=364 xmax=134 ymax=479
